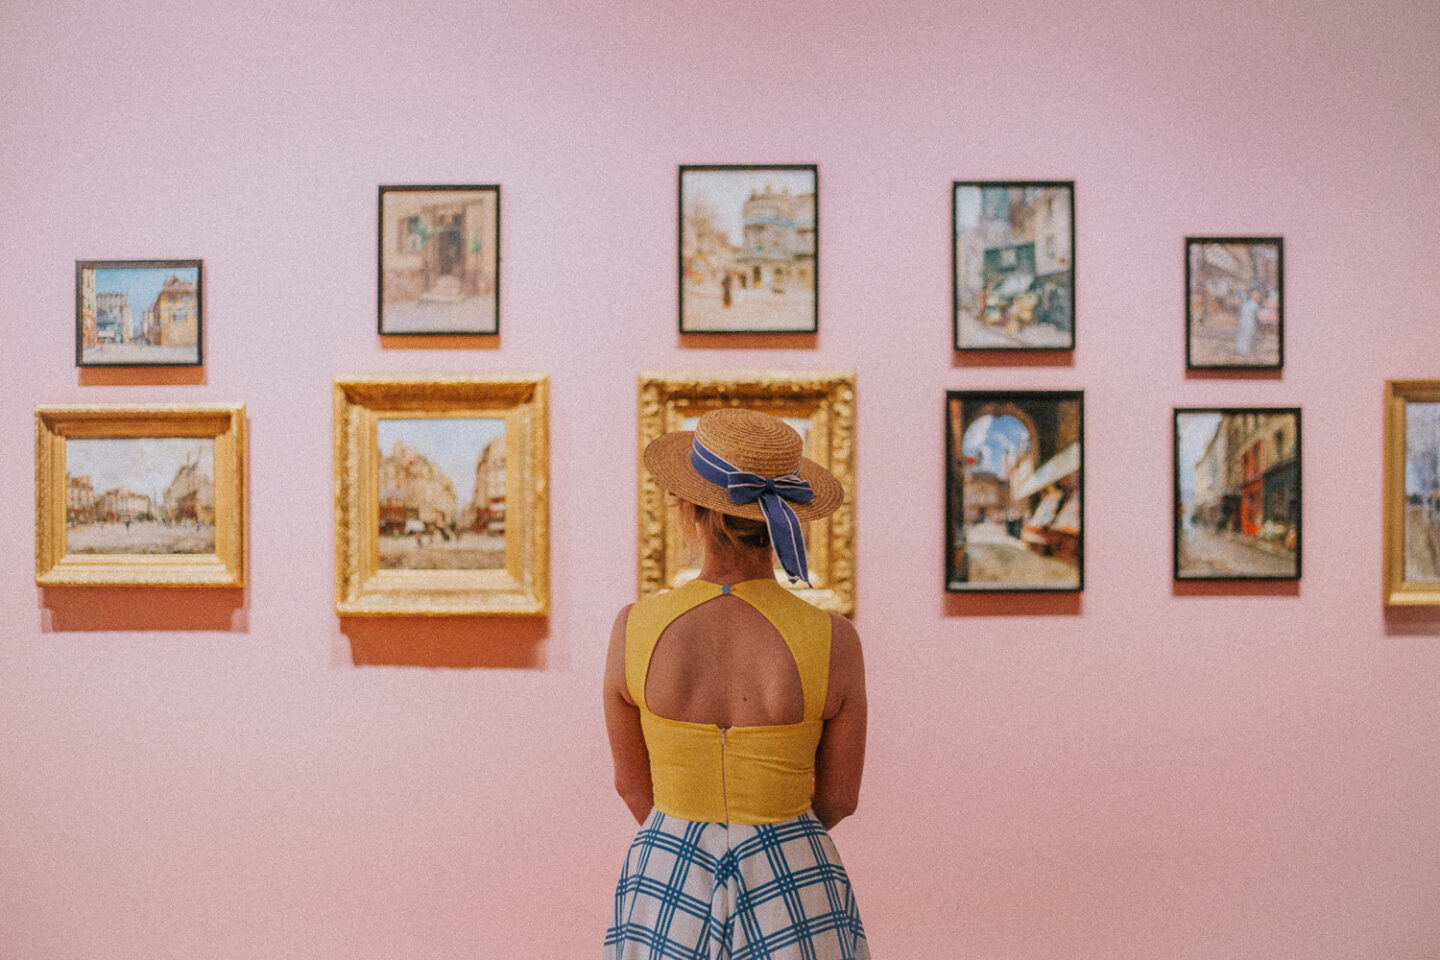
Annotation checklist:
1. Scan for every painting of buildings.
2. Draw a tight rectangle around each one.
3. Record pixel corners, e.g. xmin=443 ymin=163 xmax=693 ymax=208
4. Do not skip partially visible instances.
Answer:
xmin=1186 ymin=238 xmax=1282 ymax=368
xmin=375 ymin=417 xmax=506 ymax=569
xmin=379 ymin=186 xmax=498 ymax=334
xmin=64 ymin=437 xmax=216 ymax=554
xmin=680 ymin=166 xmax=817 ymax=333
xmin=947 ymin=392 xmax=1083 ymax=590
xmin=954 ymin=183 xmax=1074 ymax=350
xmin=1404 ymin=401 xmax=1440 ymax=582
xmin=1175 ymin=409 xmax=1300 ymax=579
xmin=77 ymin=262 xmax=201 ymax=366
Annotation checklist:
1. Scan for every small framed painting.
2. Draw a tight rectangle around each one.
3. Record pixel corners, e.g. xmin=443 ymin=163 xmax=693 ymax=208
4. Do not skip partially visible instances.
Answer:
xmin=679 ymin=165 xmax=818 ymax=334
xmin=35 ymin=403 xmax=246 ymax=586
xmin=1174 ymin=407 xmax=1301 ymax=580
xmin=1384 ymin=381 xmax=1440 ymax=605
xmin=945 ymin=390 xmax=1084 ymax=591
xmin=953 ymin=181 xmax=1074 ymax=351
xmin=334 ymin=375 xmax=548 ymax=615
xmin=76 ymin=260 xmax=203 ymax=367
xmin=1185 ymin=237 xmax=1283 ymax=370
xmin=637 ymin=371 xmax=855 ymax=614
xmin=378 ymin=185 xmax=500 ymax=336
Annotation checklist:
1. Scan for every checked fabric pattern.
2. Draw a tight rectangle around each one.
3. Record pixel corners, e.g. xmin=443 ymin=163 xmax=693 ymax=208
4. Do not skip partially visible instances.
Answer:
xmin=604 ymin=809 xmax=869 ymax=960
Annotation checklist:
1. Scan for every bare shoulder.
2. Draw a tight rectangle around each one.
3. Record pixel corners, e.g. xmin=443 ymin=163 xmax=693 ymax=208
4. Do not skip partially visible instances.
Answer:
xmin=604 ymin=603 xmax=637 ymax=702
xmin=824 ymin=612 xmax=865 ymax=716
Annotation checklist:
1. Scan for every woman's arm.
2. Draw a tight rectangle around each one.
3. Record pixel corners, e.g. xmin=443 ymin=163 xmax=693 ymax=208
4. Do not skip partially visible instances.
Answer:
xmin=603 ymin=604 xmax=653 ymax=823
xmin=813 ymin=613 xmax=867 ymax=830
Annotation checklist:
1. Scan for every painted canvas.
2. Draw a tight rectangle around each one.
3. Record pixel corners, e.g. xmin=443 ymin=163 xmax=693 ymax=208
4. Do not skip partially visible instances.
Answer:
xmin=64 ymin=437 xmax=216 ymax=554
xmin=76 ymin=261 xmax=202 ymax=366
xmin=953 ymin=182 xmax=1074 ymax=350
xmin=679 ymin=165 xmax=818 ymax=333
xmin=1403 ymin=401 xmax=1440 ymax=583
xmin=946 ymin=391 xmax=1083 ymax=591
xmin=375 ymin=417 xmax=507 ymax=570
xmin=1174 ymin=408 xmax=1301 ymax=580
xmin=1186 ymin=237 xmax=1283 ymax=369
xmin=378 ymin=186 xmax=499 ymax=335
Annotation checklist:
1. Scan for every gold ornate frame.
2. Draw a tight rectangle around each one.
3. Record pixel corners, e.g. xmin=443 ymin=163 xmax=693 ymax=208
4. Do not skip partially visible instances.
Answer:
xmin=334 ymin=375 xmax=549 ymax=616
xmin=35 ymin=403 xmax=246 ymax=587
xmin=1384 ymin=379 xmax=1440 ymax=605
xmin=637 ymin=372 xmax=856 ymax=614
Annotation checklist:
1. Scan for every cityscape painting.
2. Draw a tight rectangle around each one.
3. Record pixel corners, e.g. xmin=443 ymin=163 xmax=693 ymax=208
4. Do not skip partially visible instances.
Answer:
xmin=1384 ymin=381 xmax=1440 ymax=605
xmin=64 ymin=437 xmax=216 ymax=554
xmin=378 ymin=185 xmax=499 ymax=335
xmin=679 ymin=165 xmax=818 ymax=334
xmin=36 ymin=403 xmax=246 ymax=587
xmin=334 ymin=376 xmax=549 ymax=616
xmin=375 ymin=416 xmax=506 ymax=570
xmin=953 ymin=182 xmax=1074 ymax=350
xmin=1185 ymin=237 xmax=1283 ymax=369
xmin=76 ymin=260 xmax=202 ymax=366
xmin=946 ymin=391 xmax=1083 ymax=591
xmin=1174 ymin=408 xmax=1301 ymax=580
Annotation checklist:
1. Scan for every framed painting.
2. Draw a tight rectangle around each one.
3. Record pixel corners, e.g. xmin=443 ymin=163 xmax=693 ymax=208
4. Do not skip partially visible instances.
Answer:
xmin=637 ymin=372 xmax=855 ymax=614
xmin=35 ymin=403 xmax=245 ymax=586
xmin=1174 ymin=407 xmax=1301 ymax=580
xmin=946 ymin=390 xmax=1083 ymax=591
xmin=76 ymin=260 xmax=203 ymax=367
xmin=334 ymin=375 xmax=547 ymax=615
xmin=952 ymin=181 xmax=1074 ymax=351
xmin=1384 ymin=381 xmax=1440 ymax=605
xmin=678 ymin=165 xmax=818 ymax=334
xmin=1185 ymin=236 xmax=1283 ymax=370
xmin=378 ymin=185 xmax=500 ymax=336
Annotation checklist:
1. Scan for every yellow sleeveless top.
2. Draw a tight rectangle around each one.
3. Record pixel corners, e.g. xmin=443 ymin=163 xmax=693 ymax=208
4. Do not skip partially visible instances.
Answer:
xmin=625 ymin=578 xmax=832 ymax=825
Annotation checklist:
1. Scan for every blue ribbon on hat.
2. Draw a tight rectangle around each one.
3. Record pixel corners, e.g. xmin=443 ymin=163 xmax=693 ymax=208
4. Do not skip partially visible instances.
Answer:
xmin=690 ymin=436 xmax=815 ymax=586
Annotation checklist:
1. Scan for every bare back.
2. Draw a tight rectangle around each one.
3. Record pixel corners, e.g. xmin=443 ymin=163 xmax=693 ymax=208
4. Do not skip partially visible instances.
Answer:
xmin=643 ymin=594 xmax=805 ymax=729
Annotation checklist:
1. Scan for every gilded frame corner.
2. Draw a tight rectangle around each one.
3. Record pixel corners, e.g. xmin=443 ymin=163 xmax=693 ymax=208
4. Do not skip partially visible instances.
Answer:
xmin=334 ymin=374 xmax=549 ymax=617
xmin=637 ymin=371 xmax=856 ymax=615
xmin=35 ymin=403 xmax=246 ymax=587
xmin=1384 ymin=379 xmax=1440 ymax=606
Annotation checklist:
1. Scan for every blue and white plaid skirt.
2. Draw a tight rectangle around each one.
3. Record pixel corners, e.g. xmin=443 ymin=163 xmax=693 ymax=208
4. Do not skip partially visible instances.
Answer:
xmin=604 ymin=809 xmax=869 ymax=960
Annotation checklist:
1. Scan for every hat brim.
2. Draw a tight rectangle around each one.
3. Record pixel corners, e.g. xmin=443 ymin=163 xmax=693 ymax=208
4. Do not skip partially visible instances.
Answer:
xmin=643 ymin=430 xmax=844 ymax=523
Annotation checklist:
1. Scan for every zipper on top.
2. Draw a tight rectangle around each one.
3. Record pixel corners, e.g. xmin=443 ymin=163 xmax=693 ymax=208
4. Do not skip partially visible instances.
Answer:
xmin=719 ymin=726 xmax=729 ymax=825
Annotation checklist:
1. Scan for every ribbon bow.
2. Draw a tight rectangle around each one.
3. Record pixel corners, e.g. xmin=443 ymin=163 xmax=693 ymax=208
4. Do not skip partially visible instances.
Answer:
xmin=690 ymin=437 xmax=815 ymax=585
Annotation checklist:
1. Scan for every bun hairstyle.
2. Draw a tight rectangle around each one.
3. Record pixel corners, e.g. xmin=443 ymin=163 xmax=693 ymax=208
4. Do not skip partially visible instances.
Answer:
xmin=691 ymin=503 xmax=771 ymax=551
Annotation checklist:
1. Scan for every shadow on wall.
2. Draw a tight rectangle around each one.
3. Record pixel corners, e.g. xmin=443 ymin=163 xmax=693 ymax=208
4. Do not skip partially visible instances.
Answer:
xmin=340 ymin=616 xmax=550 ymax=669
xmin=1383 ymin=605 xmax=1440 ymax=638
xmin=943 ymin=593 xmax=1082 ymax=617
xmin=40 ymin=587 xmax=247 ymax=631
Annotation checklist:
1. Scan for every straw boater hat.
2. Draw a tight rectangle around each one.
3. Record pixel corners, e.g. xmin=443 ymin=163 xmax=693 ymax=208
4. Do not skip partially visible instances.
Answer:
xmin=643 ymin=408 xmax=844 ymax=522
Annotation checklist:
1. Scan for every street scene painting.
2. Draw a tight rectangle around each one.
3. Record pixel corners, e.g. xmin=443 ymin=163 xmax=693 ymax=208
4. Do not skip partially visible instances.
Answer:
xmin=376 ymin=416 xmax=506 ymax=570
xmin=1186 ymin=237 xmax=1283 ymax=369
xmin=1174 ymin=409 xmax=1301 ymax=580
xmin=946 ymin=391 xmax=1083 ymax=591
xmin=378 ymin=185 xmax=499 ymax=335
xmin=679 ymin=165 xmax=817 ymax=333
xmin=76 ymin=261 xmax=202 ymax=366
xmin=953 ymin=182 xmax=1074 ymax=350
xmin=64 ymin=437 xmax=215 ymax=554
xmin=1402 ymin=401 xmax=1440 ymax=583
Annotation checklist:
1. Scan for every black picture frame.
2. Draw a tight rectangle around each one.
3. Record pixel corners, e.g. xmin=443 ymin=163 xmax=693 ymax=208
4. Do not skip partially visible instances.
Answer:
xmin=1184 ymin=236 xmax=1284 ymax=370
xmin=75 ymin=260 xmax=204 ymax=368
xmin=678 ymin=164 xmax=818 ymax=335
xmin=1173 ymin=407 xmax=1302 ymax=581
xmin=952 ymin=180 xmax=1075 ymax=352
xmin=945 ymin=389 xmax=1085 ymax=592
xmin=377 ymin=184 xmax=500 ymax=337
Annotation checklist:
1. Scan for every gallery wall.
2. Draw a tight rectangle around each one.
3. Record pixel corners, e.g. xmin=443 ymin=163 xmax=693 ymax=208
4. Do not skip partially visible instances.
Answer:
xmin=3 ymin=0 xmax=1439 ymax=956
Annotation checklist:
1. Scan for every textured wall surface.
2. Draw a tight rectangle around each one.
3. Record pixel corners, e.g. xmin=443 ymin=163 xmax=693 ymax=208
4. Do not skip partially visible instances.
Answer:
xmin=3 ymin=1 xmax=1439 ymax=957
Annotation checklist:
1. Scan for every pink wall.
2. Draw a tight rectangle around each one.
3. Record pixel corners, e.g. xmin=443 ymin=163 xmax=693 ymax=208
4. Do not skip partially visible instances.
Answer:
xmin=3 ymin=0 xmax=1439 ymax=956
